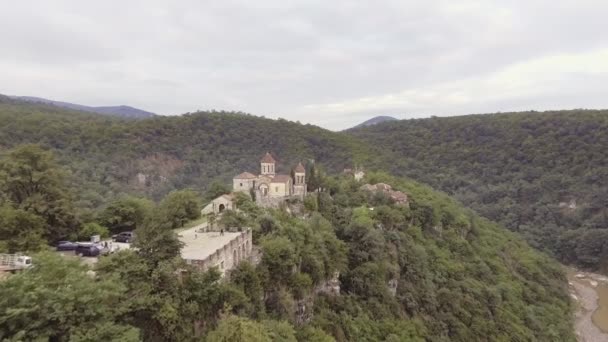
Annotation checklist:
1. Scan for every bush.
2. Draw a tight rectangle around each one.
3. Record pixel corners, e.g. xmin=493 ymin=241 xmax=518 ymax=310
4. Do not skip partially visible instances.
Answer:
xmin=79 ymin=222 xmax=110 ymax=240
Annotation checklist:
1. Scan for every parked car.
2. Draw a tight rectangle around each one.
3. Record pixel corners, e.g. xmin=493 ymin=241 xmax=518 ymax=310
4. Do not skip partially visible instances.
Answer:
xmin=75 ymin=243 xmax=101 ymax=257
xmin=56 ymin=241 xmax=78 ymax=251
xmin=112 ymin=231 xmax=135 ymax=243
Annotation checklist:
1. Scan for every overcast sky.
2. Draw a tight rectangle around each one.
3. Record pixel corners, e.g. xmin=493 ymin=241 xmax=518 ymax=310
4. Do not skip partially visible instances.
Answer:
xmin=1 ymin=1 xmax=607 ymax=130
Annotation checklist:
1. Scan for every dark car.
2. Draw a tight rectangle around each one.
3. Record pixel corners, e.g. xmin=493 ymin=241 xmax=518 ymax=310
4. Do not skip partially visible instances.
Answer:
xmin=112 ymin=231 xmax=135 ymax=243
xmin=56 ymin=241 xmax=78 ymax=251
xmin=75 ymin=243 xmax=101 ymax=257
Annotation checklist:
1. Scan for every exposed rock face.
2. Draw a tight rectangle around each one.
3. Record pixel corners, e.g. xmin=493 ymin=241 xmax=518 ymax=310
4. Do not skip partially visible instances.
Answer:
xmin=387 ymin=278 xmax=399 ymax=296
xmin=131 ymin=153 xmax=184 ymax=188
xmin=315 ymin=272 xmax=341 ymax=296
xmin=360 ymin=183 xmax=409 ymax=206
xmin=295 ymin=298 xmax=314 ymax=325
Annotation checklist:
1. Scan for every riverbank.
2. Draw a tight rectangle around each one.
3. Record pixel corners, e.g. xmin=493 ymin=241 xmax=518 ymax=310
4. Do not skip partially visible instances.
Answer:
xmin=567 ymin=268 xmax=608 ymax=342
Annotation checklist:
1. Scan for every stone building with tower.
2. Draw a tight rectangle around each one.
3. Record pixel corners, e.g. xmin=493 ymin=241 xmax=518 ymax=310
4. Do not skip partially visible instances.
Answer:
xmin=233 ymin=152 xmax=307 ymax=203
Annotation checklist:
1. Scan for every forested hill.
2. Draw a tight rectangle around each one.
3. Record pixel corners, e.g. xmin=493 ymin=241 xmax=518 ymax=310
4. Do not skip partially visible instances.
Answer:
xmin=7 ymin=95 xmax=157 ymax=118
xmin=348 ymin=110 xmax=608 ymax=271
xmin=0 ymin=98 xmax=582 ymax=340
xmin=0 ymin=99 xmax=375 ymax=203
xmin=2 ymin=99 xmax=607 ymax=272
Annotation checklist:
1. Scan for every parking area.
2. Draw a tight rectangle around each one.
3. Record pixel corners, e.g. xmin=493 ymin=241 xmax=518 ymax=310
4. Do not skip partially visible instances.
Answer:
xmin=55 ymin=239 xmax=132 ymax=265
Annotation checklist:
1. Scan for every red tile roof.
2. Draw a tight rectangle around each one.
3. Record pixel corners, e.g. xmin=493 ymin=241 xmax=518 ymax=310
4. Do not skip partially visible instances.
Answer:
xmin=260 ymin=152 xmax=276 ymax=163
xmin=294 ymin=162 xmax=306 ymax=173
xmin=272 ymin=175 xmax=292 ymax=184
xmin=234 ymin=172 xmax=257 ymax=179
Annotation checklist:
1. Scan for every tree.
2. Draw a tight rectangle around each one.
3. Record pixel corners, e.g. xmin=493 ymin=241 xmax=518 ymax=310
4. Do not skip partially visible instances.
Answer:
xmin=231 ymin=262 xmax=265 ymax=317
xmin=0 ymin=144 xmax=80 ymax=241
xmin=0 ymin=252 xmax=139 ymax=341
xmin=0 ymin=205 xmax=46 ymax=253
xmin=133 ymin=214 xmax=184 ymax=267
xmin=158 ymin=190 xmax=201 ymax=228
xmin=205 ymin=181 xmax=230 ymax=201
xmin=0 ymin=144 xmax=65 ymax=205
xmin=219 ymin=209 xmax=249 ymax=231
xmin=260 ymin=237 xmax=296 ymax=287
xmin=98 ymin=195 xmax=154 ymax=233
xmin=304 ymin=194 xmax=318 ymax=212
xmin=78 ymin=222 xmax=110 ymax=240
xmin=297 ymin=326 xmax=336 ymax=342
xmin=205 ymin=316 xmax=268 ymax=341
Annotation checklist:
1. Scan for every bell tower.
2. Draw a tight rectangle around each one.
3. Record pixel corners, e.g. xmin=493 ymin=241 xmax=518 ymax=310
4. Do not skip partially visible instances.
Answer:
xmin=293 ymin=162 xmax=307 ymax=196
xmin=260 ymin=152 xmax=276 ymax=176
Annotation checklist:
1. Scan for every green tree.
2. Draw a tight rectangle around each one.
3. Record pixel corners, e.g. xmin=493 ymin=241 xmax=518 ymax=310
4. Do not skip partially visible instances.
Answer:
xmin=0 ymin=144 xmax=65 ymax=205
xmin=0 ymin=204 xmax=46 ymax=253
xmin=296 ymin=326 xmax=335 ymax=342
xmin=205 ymin=181 xmax=230 ymax=201
xmin=0 ymin=252 xmax=139 ymax=341
xmin=231 ymin=262 xmax=265 ymax=317
xmin=205 ymin=315 xmax=275 ymax=342
xmin=219 ymin=209 xmax=249 ymax=231
xmin=78 ymin=222 xmax=110 ymax=240
xmin=99 ymin=195 xmax=154 ymax=233
xmin=0 ymin=144 xmax=79 ymax=241
xmin=260 ymin=237 xmax=296 ymax=287
xmin=133 ymin=214 xmax=184 ymax=267
xmin=159 ymin=189 xmax=201 ymax=228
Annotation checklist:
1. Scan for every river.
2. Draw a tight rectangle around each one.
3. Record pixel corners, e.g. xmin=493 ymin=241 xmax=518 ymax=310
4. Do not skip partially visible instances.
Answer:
xmin=567 ymin=268 xmax=608 ymax=342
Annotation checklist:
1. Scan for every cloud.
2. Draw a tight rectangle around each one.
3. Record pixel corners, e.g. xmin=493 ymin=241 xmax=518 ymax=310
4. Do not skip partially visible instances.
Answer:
xmin=303 ymin=48 xmax=608 ymax=115
xmin=1 ymin=0 xmax=607 ymax=130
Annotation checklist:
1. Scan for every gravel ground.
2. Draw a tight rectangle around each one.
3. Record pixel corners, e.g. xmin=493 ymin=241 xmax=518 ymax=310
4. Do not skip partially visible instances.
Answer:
xmin=569 ymin=270 xmax=608 ymax=342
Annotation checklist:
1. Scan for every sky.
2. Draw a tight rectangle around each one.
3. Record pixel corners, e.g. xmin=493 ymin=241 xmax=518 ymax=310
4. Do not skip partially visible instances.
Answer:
xmin=1 ymin=0 xmax=607 ymax=130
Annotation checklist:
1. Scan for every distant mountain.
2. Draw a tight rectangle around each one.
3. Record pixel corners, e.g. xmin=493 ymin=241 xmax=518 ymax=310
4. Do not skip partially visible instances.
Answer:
xmin=351 ymin=115 xmax=398 ymax=129
xmin=9 ymin=95 xmax=156 ymax=119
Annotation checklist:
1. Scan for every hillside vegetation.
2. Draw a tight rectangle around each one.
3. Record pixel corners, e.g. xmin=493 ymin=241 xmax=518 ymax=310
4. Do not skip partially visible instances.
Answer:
xmin=1 ymin=99 xmax=607 ymax=272
xmin=0 ymin=145 xmax=576 ymax=340
xmin=349 ymin=110 xmax=608 ymax=272
xmin=1 ymin=99 xmax=607 ymax=271
xmin=0 ymin=98 xmax=374 ymax=205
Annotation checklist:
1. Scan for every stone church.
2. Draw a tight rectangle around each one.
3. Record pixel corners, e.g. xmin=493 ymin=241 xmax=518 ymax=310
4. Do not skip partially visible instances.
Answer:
xmin=233 ymin=152 xmax=307 ymax=200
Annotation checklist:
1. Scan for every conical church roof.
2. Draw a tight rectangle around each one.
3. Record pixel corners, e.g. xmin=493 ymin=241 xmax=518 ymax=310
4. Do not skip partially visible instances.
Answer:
xmin=260 ymin=152 xmax=276 ymax=163
xmin=294 ymin=162 xmax=306 ymax=173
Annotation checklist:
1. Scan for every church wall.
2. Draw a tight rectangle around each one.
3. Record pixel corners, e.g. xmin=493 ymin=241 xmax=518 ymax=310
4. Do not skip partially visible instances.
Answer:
xmin=233 ymin=178 xmax=254 ymax=192
xmin=293 ymin=184 xmax=307 ymax=197
xmin=269 ymin=181 xmax=290 ymax=197
xmin=186 ymin=229 xmax=253 ymax=277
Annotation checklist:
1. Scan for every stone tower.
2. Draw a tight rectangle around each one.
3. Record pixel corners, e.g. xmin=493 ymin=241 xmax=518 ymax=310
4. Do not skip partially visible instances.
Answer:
xmin=260 ymin=152 xmax=276 ymax=176
xmin=293 ymin=162 xmax=307 ymax=196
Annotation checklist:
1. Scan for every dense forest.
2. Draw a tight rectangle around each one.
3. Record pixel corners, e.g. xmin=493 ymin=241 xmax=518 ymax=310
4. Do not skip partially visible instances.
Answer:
xmin=1 ymin=99 xmax=606 ymax=339
xmin=348 ymin=111 xmax=608 ymax=272
xmin=1 ymin=99 xmax=607 ymax=272
xmin=0 ymin=141 xmax=575 ymax=340
xmin=0 ymin=96 xmax=374 ymax=205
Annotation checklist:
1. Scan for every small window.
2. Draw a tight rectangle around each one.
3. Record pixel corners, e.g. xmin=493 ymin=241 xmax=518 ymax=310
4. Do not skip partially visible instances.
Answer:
xmin=240 ymin=183 xmax=243 ymax=187
xmin=275 ymin=186 xmax=279 ymax=192
xmin=220 ymin=261 xmax=224 ymax=269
